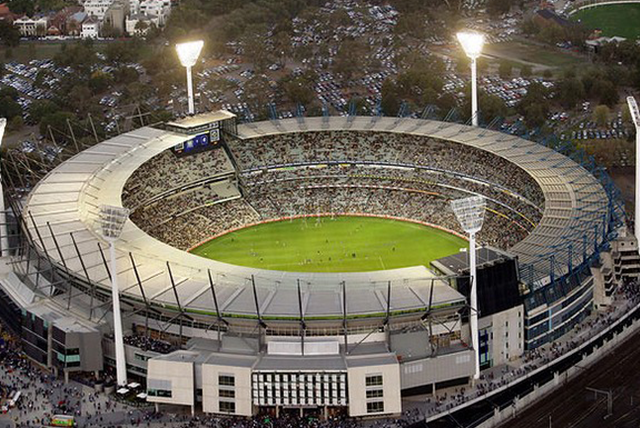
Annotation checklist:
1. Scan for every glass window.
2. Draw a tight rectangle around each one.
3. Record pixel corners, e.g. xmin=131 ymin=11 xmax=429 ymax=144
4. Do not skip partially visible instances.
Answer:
xmin=366 ymin=389 xmax=383 ymax=399
xmin=219 ymin=401 xmax=235 ymax=413
xmin=367 ymin=401 xmax=384 ymax=413
xmin=219 ymin=375 xmax=235 ymax=387
xmin=365 ymin=375 xmax=383 ymax=387
xmin=219 ymin=389 xmax=235 ymax=398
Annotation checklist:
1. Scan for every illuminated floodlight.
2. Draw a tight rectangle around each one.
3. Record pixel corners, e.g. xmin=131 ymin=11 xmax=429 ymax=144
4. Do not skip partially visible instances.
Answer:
xmin=628 ymin=96 xmax=640 ymax=250
xmin=457 ymin=32 xmax=485 ymax=59
xmin=99 ymin=204 xmax=130 ymax=386
xmin=176 ymin=40 xmax=204 ymax=68
xmin=451 ymin=195 xmax=486 ymax=234
xmin=457 ymin=32 xmax=484 ymax=127
xmin=451 ymin=195 xmax=486 ymax=381
xmin=176 ymin=40 xmax=204 ymax=115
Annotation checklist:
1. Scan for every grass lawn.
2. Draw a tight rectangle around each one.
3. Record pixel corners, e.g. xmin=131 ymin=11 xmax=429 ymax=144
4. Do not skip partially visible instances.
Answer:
xmin=191 ymin=215 xmax=467 ymax=273
xmin=571 ymin=4 xmax=640 ymax=39
xmin=484 ymin=41 xmax=587 ymax=68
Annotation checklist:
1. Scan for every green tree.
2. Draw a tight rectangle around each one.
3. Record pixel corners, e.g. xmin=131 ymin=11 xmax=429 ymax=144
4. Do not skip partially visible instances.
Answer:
xmin=0 ymin=21 xmax=19 ymax=47
xmin=380 ymin=79 xmax=401 ymax=116
xmin=30 ymin=100 xmax=59 ymax=123
xmin=89 ymin=70 xmax=114 ymax=94
xmin=0 ymin=96 xmax=21 ymax=119
xmin=593 ymin=105 xmax=610 ymax=127
xmin=499 ymin=61 xmax=512 ymax=79
xmin=556 ymin=78 xmax=585 ymax=109
xmin=39 ymin=111 xmax=74 ymax=136
xmin=520 ymin=65 xmax=532 ymax=78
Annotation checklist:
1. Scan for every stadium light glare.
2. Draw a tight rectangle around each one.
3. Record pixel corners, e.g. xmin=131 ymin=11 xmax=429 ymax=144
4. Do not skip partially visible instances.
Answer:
xmin=628 ymin=96 xmax=640 ymax=250
xmin=0 ymin=118 xmax=7 ymax=257
xmin=99 ymin=204 xmax=130 ymax=387
xmin=457 ymin=31 xmax=484 ymax=127
xmin=176 ymin=40 xmax=204 ymax=115
xmin=451 ymin=195 xmax=486 ymax=381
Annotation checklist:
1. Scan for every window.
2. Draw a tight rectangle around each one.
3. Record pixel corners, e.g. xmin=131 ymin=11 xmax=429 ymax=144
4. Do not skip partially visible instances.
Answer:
xmin=147 ymin=389 xmax=172 ymax=398
xmin=366 ymin=389 xmax=383 ymax=399
xmin=219 ymin=389 xmax=235 ymax=398
xmin=365 ymin=375 xmax=383 ymax=387
xmin=219 ymin=375 xmax=235 ymax=387
xmin=219 ymin=401 xmax=235 ymax=413
xmin=367 ymin=401 xmax=384 ymax=413
xmin=134 ymin=353 xmax=148 ymax=362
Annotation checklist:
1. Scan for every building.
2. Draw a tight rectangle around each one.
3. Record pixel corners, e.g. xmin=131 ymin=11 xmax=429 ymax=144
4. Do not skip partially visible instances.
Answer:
xmin=103 ymin=0 xmax=129 ymax=35
xmin=83 ymin=0 xmax=114 ymax=21
xmin=80 ymin=17 xmax=99 ymax=38
xmin=13 ymin=16 xmax=48 ymax=37
xmin=138 ymin=0 xmax=170 ymax=25
xmin=125 ymin=12 xmax=155 ymax=36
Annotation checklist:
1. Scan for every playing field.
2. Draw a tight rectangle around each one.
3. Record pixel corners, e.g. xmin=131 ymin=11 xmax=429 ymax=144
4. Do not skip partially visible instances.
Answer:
xmin=190 ymin=216 xmax=467 ymax=273
xmin=571 ymin=4 xmax=640 ymax=39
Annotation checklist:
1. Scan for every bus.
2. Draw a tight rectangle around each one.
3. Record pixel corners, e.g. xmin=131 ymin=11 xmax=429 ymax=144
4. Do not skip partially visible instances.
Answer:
xmin=50 ymin=415 xmax=75 ymax=426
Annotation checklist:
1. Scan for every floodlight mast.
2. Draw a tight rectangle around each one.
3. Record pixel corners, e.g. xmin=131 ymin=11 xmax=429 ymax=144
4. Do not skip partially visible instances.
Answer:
xmin=100 ymin=205 xmax=130 ymax=387
xmin=451 ymin=196 xmax=486 ymax=381
xmin=457 ymin=32 xmax=485 ymax=127
xmin=176 ymin=40 xmax=204 ymax=115
xmin=627 ymin=96 xmax=640 ymax=250
xmin=0 ymin=118 xmax=7 ymax=257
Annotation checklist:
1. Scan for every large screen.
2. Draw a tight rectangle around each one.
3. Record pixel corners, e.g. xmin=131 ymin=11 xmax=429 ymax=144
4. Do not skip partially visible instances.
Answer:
xmin=173 ymin=128 xmax=221 ymax=155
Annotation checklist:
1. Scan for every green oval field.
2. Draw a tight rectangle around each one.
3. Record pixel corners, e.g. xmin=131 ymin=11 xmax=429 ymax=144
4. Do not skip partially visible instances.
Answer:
xmin=571 ymin=4 xmax=640 ymax=39
xmin=190 ymin=215 xmax=467 ymax=273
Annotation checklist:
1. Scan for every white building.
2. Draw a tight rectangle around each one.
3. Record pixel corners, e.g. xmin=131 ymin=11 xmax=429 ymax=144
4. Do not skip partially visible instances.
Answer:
xmin=80 ymin=17 xmax=100 ymax=38
xmin=138 ymin=0 xmax=170 ymax=25
xmin=146 ymin=338 xmax=403 ymax=418
xmin=84 ymin=0 xmax=115 ymax=21
xmin=13 ymin=16 xmax=48 ymax=37
xmin=125 ymin=13 xmax=156 ymax=36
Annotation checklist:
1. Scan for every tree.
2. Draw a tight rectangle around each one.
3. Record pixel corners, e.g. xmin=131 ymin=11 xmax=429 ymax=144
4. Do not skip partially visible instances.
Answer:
xmin=380 ymin=79 xmax=401 ymax=116
xmin=39 ymin=111 xmax=74 ymax=136
xmin=593 ymin=105 xmax=610 ymax=127
xmin=89 ymin=70 xmax=114 ymax=94
xmin=556 ymin=78 xmax=585 ymax=109
xmin=0 ymin=96 xmax=21 ymax=119
xmin=30 ymin=100 xmax=59 ymax=123
xmin=520 ymin=65 xmax=532 ymax=78
xmin=0 ymin=22 xmax=20 ymax=47
xmin=499 ymin=61 xmax=512 ymax=79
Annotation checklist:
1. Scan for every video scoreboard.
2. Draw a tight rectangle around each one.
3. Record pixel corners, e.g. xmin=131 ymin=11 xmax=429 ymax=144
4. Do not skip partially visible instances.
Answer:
xmin=165 ymin=110 xmax=237 ymax=156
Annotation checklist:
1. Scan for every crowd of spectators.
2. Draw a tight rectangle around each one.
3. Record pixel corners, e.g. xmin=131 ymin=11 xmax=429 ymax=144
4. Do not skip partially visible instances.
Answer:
xmin=124 ymin=131 xmax=546 ymax=252
xmin=122 ymin=148 xmax=234 ymax=210
xmin=227 ymin=131 xmax=545 ymax=207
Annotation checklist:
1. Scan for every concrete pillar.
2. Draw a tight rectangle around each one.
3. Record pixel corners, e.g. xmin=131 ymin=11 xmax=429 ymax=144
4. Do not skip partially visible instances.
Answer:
xmin=191 ymin=404 xmax=194 ymax=416
xmin=323 ymin=405 xmax=328 ymax=420
xmin=64 ymin=370 xmax=69 ymax=384
xmin=432 ymin=382 xmax=437 ymax=397
xmin=155 ymin=403 xmax=159 ymax=413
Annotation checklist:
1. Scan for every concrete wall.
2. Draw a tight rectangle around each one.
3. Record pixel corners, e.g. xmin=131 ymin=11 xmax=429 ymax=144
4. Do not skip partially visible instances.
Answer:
xmin=400 ymin=349 xmax=474 ymax=390
xmin=202 ymin=363 xmax=253 ymax=416
xmin=347 ymin=363 xmax=401 ymax=417
xmin=482 ymin=305 xmax=524 ymax=367
xmin=146 ymin=358 xmax=194 ymax=407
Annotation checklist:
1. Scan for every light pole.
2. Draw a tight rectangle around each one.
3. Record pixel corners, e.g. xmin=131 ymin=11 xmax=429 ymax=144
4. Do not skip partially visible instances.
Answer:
xmin=176 ymin=40 xmax=204 ymax=115
xmin=457 ymin=32 xmax=485 ymax=127
xmin=99 ymin=204 xmax=130 ymax=387
xmin=451 ymin=195 xmax=486 ymax=380
xmin=627 ymin=96 xmax=640 ymax=249
xmin=0 ymin=118 xmax=7 ymax=257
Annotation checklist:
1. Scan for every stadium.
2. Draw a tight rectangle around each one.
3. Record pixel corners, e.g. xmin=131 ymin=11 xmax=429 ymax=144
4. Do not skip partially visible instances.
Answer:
xmin=0 ymin=111 xmax=629 ymax=419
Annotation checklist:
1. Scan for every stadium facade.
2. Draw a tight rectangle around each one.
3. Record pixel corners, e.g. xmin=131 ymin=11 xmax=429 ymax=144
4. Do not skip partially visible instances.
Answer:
xmin=0 ymin=112 xmax=633 ymax=418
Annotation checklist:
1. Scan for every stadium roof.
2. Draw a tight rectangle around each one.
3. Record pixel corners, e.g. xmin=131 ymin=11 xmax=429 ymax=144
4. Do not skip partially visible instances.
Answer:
xmin=23 ymin=117 xmax=610 ymax=320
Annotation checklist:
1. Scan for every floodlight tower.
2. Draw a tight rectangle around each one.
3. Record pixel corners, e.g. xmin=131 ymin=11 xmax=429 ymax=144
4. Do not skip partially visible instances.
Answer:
xmin=627 ymin=96 xmax=640 ymax=248
xmin=176 ymin=40 xmax=204 ymax=115
xmin=451 ymin=195 xmax=486 ymax=380
xmin=0 ymin=118 xmax=7 ymax=257
xmin=457 ymin=32 xmax=485 ymax=127
xmin=99 ymin=204 xmax=130 ymax=387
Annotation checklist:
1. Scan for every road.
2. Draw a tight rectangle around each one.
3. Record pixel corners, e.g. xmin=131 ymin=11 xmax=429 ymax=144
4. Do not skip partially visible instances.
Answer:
xmin=503 ymin=328 xmax=640 ymax=428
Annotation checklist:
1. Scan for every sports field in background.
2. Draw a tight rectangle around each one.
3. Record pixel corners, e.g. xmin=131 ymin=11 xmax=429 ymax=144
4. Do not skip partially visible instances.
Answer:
xmin=191 ymin=216 xmax=467 ymax=273
xmin=571 ymin=4 xmax=640 ymax=39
